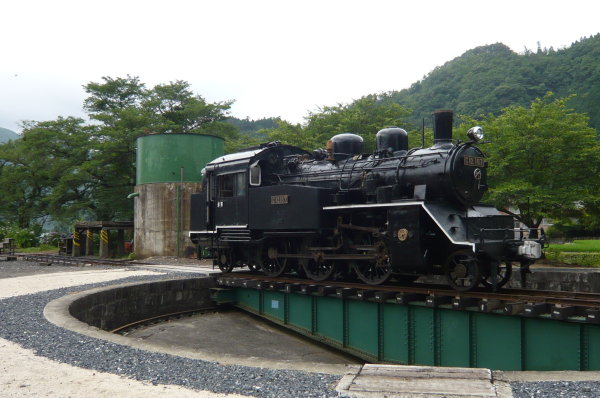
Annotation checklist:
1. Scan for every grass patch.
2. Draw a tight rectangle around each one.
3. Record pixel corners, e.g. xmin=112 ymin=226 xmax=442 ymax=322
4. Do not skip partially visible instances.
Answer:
xmin=17 ymin=244 xmax=57 ymax=253
xmin=546 ymin=239 xmax=600 ymax=253
xmin=544 ymin=251 xmax=600 ymax=267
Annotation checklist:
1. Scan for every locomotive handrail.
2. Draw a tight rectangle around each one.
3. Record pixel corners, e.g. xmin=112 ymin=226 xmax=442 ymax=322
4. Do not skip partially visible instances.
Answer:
xmin=339 ymin=157 xmax=375 ymax=191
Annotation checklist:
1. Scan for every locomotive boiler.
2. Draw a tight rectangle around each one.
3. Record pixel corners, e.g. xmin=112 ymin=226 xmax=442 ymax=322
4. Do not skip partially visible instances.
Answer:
xmin=190 ymin=110 xmax=543 ymax=291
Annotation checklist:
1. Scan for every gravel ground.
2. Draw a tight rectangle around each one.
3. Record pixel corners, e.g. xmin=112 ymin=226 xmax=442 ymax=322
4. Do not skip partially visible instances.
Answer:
xmin=0 ymin=258 xmax=118 ymax=278
xmin=2 ymin=258 xmax=600 ymax=397
xmin=511 ymin=381 xmax=600 ymax=398
xmin=0 ymin=260 xmax=340 ymax=398
xmin=135 ymin=256 xmax=211 ymax=266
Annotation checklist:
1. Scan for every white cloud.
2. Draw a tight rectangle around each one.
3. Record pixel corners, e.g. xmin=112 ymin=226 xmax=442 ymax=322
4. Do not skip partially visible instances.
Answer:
xmin=1 ymin=0 xmax=598 ymax=132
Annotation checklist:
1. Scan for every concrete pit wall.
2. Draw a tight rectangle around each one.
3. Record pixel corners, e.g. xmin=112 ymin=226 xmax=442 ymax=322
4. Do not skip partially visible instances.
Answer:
xmin=422 ymin=269 xmax=600 ymax=293
xmin=69 ymin=277 xmax=216 ymax=331
xmin=513 ymin=268 xmax=600 ymax=292
xmin=133 ymin=182 xmax=202 ymax=258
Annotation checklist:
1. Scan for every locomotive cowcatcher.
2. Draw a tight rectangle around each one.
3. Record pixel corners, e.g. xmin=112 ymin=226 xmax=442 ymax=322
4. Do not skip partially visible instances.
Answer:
xmin=190 ymin=110 xmax=543 ymax=291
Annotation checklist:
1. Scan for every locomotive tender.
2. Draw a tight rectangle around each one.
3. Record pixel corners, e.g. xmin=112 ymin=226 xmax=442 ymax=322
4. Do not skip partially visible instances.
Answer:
xmin=190 ymin=110 xmax=543 ymax=291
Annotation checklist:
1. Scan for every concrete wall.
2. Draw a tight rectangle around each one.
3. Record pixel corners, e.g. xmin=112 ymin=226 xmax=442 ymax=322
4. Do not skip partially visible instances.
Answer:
xmin=509 ymin=269 xmax=600 ymax=292
xmin=69 ymin=277 xmax=216 ymax=331
xmin=421 ymin=269 xmax=600 ymax=293
xmin=133 ymin=182 xmax=202 ymax=258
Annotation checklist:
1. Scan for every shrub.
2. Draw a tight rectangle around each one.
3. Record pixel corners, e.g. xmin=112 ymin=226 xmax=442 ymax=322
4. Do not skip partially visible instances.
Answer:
xmin=40 ymin=232 xmax=62 ymax=246
xmin=0 ymin=224 xmax=40 ymax=248
xmin=546 ymin=224 xmax=600 ymax=239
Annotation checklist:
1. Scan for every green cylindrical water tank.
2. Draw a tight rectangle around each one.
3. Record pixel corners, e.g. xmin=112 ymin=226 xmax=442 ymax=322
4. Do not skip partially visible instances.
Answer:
xmin=136 ymin=133 xmax=224 ymax=184
xmin=134 ymin=133 xmax=224 ymax=258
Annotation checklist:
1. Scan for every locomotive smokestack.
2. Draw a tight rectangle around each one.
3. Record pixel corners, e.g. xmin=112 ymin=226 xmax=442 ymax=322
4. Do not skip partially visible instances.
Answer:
xmin=432 ymin=110 xmax=453 ymax=146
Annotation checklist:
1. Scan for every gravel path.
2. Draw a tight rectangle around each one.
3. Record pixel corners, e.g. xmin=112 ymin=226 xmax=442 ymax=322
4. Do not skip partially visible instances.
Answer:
xmin=0 ymin=260 xmax=340 ymax=398
xmin=511 ymin=381 xmax=600 ymax=398
xmin=0 ymin=258 xmax=117 ymax=278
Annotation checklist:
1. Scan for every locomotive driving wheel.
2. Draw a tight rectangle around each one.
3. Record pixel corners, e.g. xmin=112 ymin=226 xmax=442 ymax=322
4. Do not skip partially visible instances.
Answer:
xmin=352 ymin=240 xmax=393 ymax=285
xmin=303 ymin=251 xmax=336 ymax=281
xmin=260 ymin=241 xmax=288 ymax=277
xmin=481 ymin=260 xmax=512 ymax=289
xmin=444 ymin=250 xmax=481 ymax=292
xmin=217 ymin=249 xmax=234 ymax=273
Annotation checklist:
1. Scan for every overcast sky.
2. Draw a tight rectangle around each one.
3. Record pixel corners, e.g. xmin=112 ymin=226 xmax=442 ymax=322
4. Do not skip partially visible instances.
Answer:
xmin=1 ymin=0 xmax=599 ymax=133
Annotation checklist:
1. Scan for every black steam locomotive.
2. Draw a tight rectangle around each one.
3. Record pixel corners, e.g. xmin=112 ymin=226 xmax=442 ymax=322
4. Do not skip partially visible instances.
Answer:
xmin=190 ymin=110 xmax=543 ymax=291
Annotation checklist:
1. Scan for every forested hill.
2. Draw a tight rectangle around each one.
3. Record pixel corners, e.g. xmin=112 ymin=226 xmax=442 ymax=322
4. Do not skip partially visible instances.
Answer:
xmin=225 ymin=117 xmax=277 ymax=139
xmin=0 ymin=127 xmax=19 ymax=143
xmin=389 ymin=34 xmax=600 ymax=130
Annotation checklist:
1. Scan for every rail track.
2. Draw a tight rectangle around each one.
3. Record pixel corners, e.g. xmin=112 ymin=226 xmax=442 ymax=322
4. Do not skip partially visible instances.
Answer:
xmin=14 ymin=254 xmax=600 ymax=323
xmin=216 ymin=272 xmax=600 ymax=324
xmin=17 ymin=253 xmax=150 ymax=267
xmin=110 ymin=308 xmax=219 ymax=335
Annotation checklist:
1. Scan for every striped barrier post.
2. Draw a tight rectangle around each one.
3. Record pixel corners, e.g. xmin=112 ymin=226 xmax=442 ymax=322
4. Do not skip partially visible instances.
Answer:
xmin=99 ymin=229 xmax=110 ymax=258
xmin=72 ymin=231 xmax=81 ymax=257
xmin=85 ymin=229 xmax=94 ymax=256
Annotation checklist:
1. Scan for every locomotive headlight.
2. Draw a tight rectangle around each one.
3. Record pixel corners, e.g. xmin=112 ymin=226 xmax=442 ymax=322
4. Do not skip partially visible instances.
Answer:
xmin=467 ymin=126 xmax=484 ymax=142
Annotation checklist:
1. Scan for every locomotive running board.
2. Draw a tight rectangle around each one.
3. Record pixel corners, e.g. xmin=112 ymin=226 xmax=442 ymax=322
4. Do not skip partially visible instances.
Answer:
xmin=323 ymin=201 xmax=476 ymax=251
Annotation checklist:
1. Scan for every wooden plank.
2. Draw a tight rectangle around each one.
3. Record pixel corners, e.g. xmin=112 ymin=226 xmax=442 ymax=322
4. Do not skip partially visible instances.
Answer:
xmin=360 ymin=364 xmax=491 ymax=380
xmin=349 ymin=375 xmax=496 ymax=396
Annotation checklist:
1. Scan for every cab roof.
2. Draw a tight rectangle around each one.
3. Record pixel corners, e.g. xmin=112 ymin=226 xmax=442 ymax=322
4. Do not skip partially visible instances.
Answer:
xmin=204 ymin=143 xmax=309 ymax=173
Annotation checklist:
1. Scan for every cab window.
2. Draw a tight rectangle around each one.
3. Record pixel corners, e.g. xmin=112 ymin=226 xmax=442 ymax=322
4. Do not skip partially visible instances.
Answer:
xmin=218 ymin=172 xmax=247 ymax=197
xmin=249 ymin=162 xmax=261 ymax=186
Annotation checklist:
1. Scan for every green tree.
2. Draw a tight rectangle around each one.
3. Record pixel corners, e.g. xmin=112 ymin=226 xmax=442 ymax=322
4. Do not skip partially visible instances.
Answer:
xmin=0 ymin=76 xmax=245 ymax=228
xmin=481 ymin=93 xmax=599 ymax=230
xmin=80 ymin=76 xmax=241 ymax=220
xmin=142 ymin=80 xmax=233 ymax=134
xmin=0 ymin=117 xmax=93 ymax=227
xmin=267 ymin=94 xmax=412 ymax=151
xmin=265 ymin=120 xmax=311 ymax=149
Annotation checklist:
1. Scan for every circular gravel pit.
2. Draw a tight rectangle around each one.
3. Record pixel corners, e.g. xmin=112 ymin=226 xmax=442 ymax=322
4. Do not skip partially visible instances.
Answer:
xmin=44 ymin=275 xmax=357 ymax=374
xmin=121 ymin=309 xmax=361 ymax=371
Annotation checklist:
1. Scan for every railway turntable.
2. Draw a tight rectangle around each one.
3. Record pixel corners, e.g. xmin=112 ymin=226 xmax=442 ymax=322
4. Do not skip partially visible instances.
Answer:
xmin=214 ymin=272 xmax=600 ymax=372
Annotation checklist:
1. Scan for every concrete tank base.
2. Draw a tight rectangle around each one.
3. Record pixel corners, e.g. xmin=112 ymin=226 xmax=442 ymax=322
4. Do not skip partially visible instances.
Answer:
xmin=133 ymin=183 xmax=201 ymax=258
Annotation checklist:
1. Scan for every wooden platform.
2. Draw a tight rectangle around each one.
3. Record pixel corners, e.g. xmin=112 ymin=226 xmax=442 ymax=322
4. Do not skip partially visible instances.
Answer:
xmin=336 ymin=364 xmax=513 ymax=398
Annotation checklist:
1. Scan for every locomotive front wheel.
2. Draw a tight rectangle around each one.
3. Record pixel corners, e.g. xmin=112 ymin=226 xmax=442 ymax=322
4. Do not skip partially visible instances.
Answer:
xmin=217 ymin=250 xmax=234 ymax=273
xmin=444 ymin=250 xmax=481 ymax=292
xmin=481 ymin=261 xmax=512 ymax=289
xmin=260 ymin=242 xmax=288 ymax=277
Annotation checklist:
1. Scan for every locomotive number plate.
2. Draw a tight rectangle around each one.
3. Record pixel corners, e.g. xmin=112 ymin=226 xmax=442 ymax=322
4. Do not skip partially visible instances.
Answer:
xmin=463 ymin=156 xmax=485 ymax=167
xmin=271 ymin=195 xmax=289 ymax=205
